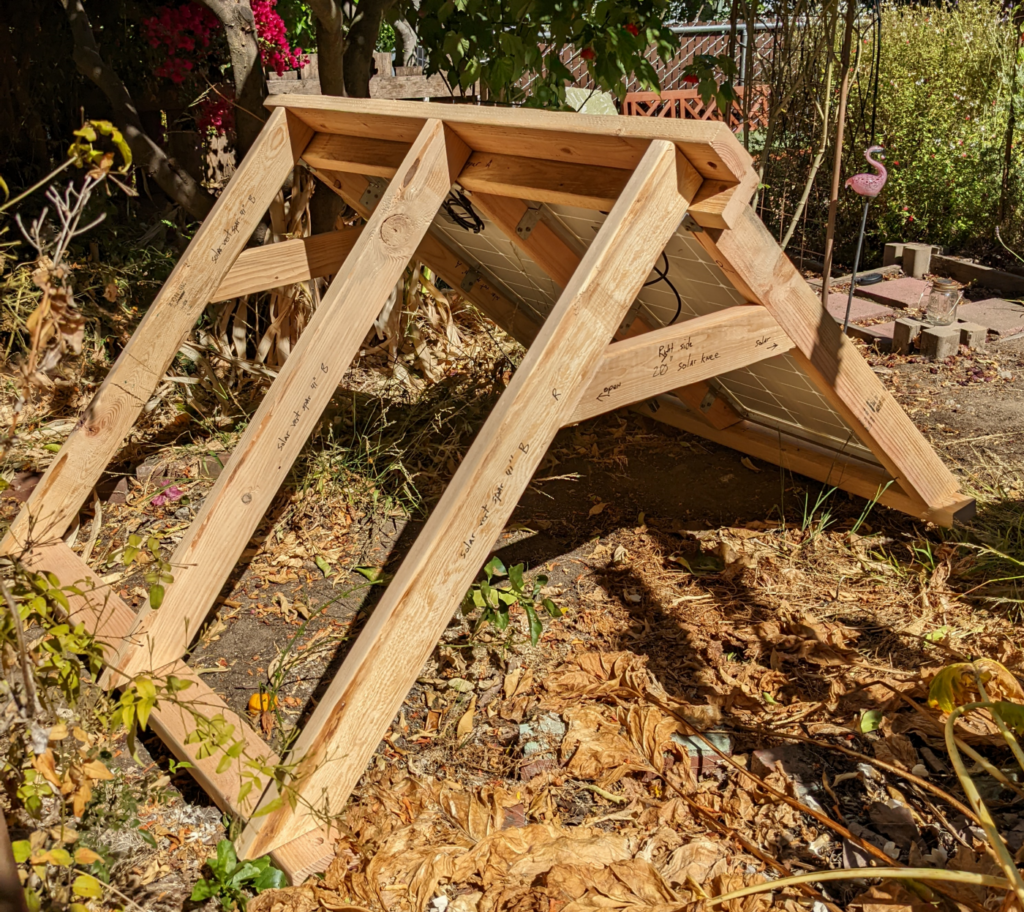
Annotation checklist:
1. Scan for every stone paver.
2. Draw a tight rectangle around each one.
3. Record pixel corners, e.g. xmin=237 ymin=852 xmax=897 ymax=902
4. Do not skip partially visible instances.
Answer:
xmin=956 ymin=299 xmax=1024 ymax=336
xmin=855 ymin=277 xmax=929 ymax=310
xmin=826 ymin=293 xmax=895 ymax=324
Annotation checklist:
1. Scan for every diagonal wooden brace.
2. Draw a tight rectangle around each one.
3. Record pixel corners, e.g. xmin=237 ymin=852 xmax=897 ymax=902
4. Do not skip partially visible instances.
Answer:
xmin=1 ymin=109 xmax=313 ymax=557
xmin=109 ymin=119 xmax=472 ymax=683
xmin=237 ymin=138 xmax=703 ymax=858
xmin=689 ymin=209 xmax=974 ymax=521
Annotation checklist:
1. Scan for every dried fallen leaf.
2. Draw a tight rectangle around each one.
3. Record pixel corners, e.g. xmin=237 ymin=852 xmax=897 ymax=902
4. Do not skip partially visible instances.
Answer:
xmin=588 ymin=502 xmax=607 ymax=516
xmin=740 ymin=456 xmax=762 ymax=473
xmin=457 ymin=696 xmax=477 ymax=739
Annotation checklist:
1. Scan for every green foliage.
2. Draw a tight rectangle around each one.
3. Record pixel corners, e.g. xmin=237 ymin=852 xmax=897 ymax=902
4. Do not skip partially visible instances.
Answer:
xmin=868 ymin=0 xmax=1023 ymax=251
xmin=190 ymin=840 xmax=287 ymax=911
xmin=462 ymin=557 xmax=562 ymax=646
xmin=415 ymin=0 xmax=680 ymax=106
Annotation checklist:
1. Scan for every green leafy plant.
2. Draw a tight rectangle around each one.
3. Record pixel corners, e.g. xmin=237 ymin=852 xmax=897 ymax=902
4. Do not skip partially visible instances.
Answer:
xmin=190 ymin=839 xmax=287 ymax=910
xmin=122 ymin=532 xmax=175 ymax=608
xmin=462 ymin=557 xmax=562 ymax=646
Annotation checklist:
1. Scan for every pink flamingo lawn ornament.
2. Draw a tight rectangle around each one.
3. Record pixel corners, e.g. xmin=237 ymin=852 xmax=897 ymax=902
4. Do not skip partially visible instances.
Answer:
xmin=841 ymin=145 xmax=888 ymax=334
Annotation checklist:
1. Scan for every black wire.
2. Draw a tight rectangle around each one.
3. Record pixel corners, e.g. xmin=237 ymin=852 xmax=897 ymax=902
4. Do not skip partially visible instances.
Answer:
xmin=442 ymin=189 xmax=484 ymax=233
xmin=643 ymin=252 xmax=683 ymax=324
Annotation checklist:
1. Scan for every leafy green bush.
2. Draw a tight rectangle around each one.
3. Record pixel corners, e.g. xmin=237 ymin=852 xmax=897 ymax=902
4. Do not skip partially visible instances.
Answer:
xmin=868 ymin=0 xmax=1023 ymax=254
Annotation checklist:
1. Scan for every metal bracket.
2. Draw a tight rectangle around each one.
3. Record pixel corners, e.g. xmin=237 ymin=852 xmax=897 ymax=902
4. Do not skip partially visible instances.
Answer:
xmin=617 ymin=299 xmax=644 ymax=337
xmin=682 ymin=213 xmax=704 ymax=234
xmin=359 ymin=177 xmax=388 ymax=212
xmin=515 ymin=202 xmax=544 ymax=240
xmin=460 ymin=266 xmax=481 ymax=293
xmin=699 ymin=388 xmax=718 ymax=412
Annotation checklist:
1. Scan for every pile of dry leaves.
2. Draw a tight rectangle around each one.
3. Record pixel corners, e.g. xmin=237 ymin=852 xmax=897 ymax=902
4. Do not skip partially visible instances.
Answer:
xmin=250 ymin=645 xmax=1012 ymax=912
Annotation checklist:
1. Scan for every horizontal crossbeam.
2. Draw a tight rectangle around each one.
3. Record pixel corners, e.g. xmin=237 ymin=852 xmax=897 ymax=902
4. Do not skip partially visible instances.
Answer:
xmin=300 ymin=134 xmax=754 ymax=228
xmin=568 ymin=305 xmax=791 ymax=424
xmin=269 ymin=95 xmax=757 ymax=182
xmin=212 ymin=228 xmax=363 ymax=301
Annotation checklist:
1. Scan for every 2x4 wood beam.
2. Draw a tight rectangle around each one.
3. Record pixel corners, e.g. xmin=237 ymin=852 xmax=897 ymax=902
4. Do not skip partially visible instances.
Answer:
xmin=110 ymin=120 xmax=473 ymax=683
xmin=569 ymin=306 xmax=791 ymax=424
xmin=300 ymin=134 xmax=755 ymax=228
xmin=17 ymin=540 xmax=333 ymax=883
xmin=238 ymin=139 xmax=704 ymax=858
xmin=212 ymin=227 xmax=363 ymax=301
xmin=268 ymin=96 xmax=757 ymax=182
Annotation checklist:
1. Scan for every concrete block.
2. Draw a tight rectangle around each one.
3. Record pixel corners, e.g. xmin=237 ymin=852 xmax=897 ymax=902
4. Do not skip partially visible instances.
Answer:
xmin=847 ymin=321 xmax=894 ymax=350
xmin=957 ymin=321 xmax=987 ymax=350
xmin=883 ymin=242 xmax=905 ymax=267
xmin=892 ymin=318 xmax=925 ymax=354
xmin=920 ymin=324 xmax=961 ymax=360
xmin=857 ymin=277 xmax=929 ymax=309
xmin=902 ymin=243 xmax=933 ymax=279
xmin=956 ymin=299 xmax=1024 ymax=336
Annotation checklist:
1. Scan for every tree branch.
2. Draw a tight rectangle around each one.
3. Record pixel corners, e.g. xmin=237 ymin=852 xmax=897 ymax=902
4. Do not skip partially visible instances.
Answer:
xmin=61 ymin=0 xmax=215 ymax=220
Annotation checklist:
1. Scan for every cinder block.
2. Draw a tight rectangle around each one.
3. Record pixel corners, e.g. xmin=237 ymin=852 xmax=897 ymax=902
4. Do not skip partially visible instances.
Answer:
xmin=883 ymin=242 xmax=905 ymax=267
xmin=892 ymin=317 xmax=925 ymax=354
xmin=957 ymin=322 xmax=987 ymax=350
xmin=902 ymin=243 xmax=933 ymax=279
xmin=920 ymin=324 xmax=961 ymax=360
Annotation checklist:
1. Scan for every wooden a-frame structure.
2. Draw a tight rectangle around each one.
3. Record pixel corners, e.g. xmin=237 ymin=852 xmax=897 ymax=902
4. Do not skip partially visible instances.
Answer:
xmin=2 ymin=99 xmax=974 ymax=881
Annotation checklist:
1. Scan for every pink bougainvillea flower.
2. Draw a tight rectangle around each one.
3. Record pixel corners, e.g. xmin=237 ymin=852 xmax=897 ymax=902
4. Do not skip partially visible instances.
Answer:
xmin=151 ymin=485 xmax=185 ymax=507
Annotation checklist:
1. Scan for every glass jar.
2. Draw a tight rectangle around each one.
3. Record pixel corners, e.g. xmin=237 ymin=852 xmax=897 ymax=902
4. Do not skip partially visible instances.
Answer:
xmin=925 ymin=277 xmax=961 ymax=326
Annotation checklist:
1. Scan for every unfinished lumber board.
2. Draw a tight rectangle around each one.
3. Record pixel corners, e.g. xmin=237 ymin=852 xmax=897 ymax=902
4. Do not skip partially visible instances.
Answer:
xmin=461 ymin=155 xmax=756 ymax=229
xmin=468 ymin=192 xmax=578 ymax=288
xmin=312 ymin=167 xmax=545 ymax=345
xmin=459 ymin=152 xmax=632 ymax=211
xmin=301 ymin=132 xmax=410 ymax=177
xmin=15 ymin=541 xmax=333 ymax=882
xmin=568 ymin=305 xmax=790 ymax=423
xmin=1 ymin=109 xmax=313 ymax=557
xmin=265 ymin=95 xmax=756 ymax=183
xmin=238 ymin=139 xmax=702 ymax=858
xmin=111 ymin=121 xmax=472 ymax=682
xmin=633 ymin=395 xmax=972 ymax=525
xmin=212 ymin=228 xmax=362 ymax=301
xmin=692 ymin=208 xmax=970 ymax=517
xmin=688 ymin=168 xmax=760 ymax=230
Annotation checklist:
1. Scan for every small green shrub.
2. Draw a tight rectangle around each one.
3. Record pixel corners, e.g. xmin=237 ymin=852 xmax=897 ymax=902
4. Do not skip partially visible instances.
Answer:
xmin=190 ymin=839 xmax=287 ymax=911
xmin=462 ymin=557 xmax=562 ymax=646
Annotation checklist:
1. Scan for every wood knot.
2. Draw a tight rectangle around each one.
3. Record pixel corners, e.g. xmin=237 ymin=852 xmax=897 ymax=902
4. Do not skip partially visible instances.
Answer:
xmin=379 ymin=214 xmax=413 ymax=251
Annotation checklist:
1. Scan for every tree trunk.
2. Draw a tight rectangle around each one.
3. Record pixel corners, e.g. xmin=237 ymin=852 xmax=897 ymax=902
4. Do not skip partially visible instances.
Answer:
xmin=393 ymin=1 xmax=420 ymax=67
xmin=61 ymin=0 xmax=216 ymax=220
xmin=308 ymin=0 xmax=395 ymax=232
xmin=309 ymin=10 xmax=348 ymax=234
xmin=343 ymin=0 xmax=392 ymax=99
xmin=197 ymin=0 xmax=267 ymax=161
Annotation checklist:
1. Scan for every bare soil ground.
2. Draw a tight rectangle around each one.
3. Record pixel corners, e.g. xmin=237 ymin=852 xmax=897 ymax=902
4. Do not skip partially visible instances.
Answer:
xmin=4 ymin=317 xmax=1024 ymax=912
